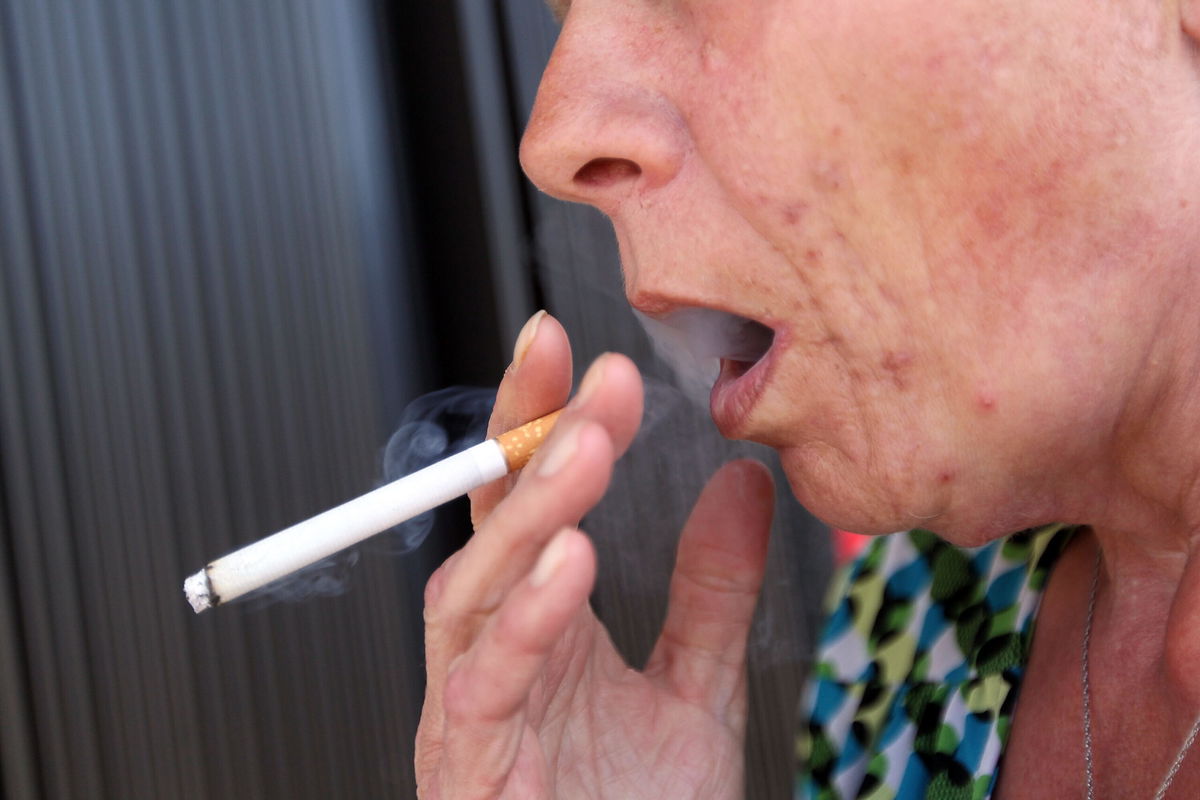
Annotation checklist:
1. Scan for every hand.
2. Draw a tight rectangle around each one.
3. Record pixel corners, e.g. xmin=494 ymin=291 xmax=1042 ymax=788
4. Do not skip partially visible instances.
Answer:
xmin=415 ymin=312 xmax=775 ymax=799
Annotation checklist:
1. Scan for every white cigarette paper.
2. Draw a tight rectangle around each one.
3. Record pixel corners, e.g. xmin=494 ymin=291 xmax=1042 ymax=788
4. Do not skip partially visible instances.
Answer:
xmin=184 ymin=409 xmax=562 ymax=613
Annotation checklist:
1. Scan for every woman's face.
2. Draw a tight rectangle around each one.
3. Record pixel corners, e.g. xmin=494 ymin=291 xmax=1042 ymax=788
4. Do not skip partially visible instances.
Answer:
xmin=521 ymin=0 xmax=1200 ymax=541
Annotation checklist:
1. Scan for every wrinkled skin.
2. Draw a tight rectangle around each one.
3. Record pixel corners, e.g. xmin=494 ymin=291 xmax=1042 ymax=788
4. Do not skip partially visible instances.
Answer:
xmin=417 ymin=0 xmax=1200 ymax=797
xmin=521 ymin=0 xmax=1200 ymax=544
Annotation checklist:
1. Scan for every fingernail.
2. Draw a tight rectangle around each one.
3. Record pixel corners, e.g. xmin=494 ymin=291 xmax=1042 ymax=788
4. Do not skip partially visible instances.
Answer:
xmin=536 ymin=423 xmax=580 ymax=478
xmin=511 ymin=310 xmax=547 ymax=371
xmin=531 ymin=529 xmax=572 ymax=588
xmin=570 ymin=354 xmax=608 ymax=408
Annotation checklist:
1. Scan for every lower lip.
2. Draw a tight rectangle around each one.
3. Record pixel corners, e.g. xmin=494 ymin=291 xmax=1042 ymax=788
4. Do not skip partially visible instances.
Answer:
xmin=709 ymin=350 xmax=774 ymax=435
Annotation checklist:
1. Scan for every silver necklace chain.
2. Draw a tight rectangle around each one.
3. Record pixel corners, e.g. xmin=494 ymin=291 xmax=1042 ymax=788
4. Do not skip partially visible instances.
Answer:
xmin=1082 ymin=549 xmax=1200 ymax=800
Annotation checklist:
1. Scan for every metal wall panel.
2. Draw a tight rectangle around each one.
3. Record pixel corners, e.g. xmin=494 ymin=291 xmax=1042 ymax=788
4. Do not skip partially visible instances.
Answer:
xmin=0 ymin=1 xmax=431 ymax=796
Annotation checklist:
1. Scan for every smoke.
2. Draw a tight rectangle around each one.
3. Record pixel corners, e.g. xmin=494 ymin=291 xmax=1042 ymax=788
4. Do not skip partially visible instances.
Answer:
xmin=239 ymin=386 xmax=496 ymax=609
xmin=370 ymin=386 xmax=496 ymax=554
xmin=635 ymin=308 xmax=773 ymax=405
xmin=242 ymin=550 xmax=361 ymax=610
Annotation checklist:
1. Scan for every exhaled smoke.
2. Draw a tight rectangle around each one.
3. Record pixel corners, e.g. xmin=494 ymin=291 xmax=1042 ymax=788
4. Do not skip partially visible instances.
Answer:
xmin=240 ymin=386 xmax=496 ymax=609
xmin=636 ymin=308 xmax=773 ymax=404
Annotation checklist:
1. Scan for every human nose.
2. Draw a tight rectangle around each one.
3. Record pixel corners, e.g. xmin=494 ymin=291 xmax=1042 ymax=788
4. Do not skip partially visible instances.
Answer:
xmin=519 ymin=14 xmax=688 ymax=215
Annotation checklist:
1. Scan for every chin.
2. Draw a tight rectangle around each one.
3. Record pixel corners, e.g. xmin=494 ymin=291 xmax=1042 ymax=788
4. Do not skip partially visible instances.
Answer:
xmin=776 ymin=444 xmax=1028 ymax=545
xmin=776 ymin=445 xmax=913 ymax=536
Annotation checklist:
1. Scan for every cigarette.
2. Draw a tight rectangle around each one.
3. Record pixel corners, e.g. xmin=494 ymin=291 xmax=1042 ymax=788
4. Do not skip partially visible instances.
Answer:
xmin=183 ymin=409 xmax=563 ymax=613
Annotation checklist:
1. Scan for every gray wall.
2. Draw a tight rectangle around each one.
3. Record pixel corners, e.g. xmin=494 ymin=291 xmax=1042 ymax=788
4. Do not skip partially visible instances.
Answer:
xmin=0 ymin=1 xmax=434 ymax=796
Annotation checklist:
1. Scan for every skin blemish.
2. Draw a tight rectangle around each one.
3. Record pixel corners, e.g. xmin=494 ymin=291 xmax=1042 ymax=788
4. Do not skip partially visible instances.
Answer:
xmin=938 ymin=470 xmax=955 ymax=484
xmin=820 ymin=333 xmax=843 ymax=347
xmin=976 ymin=391 xmax=997 ymax=412
xmin=701 ymin=40 xmax=728 ymax=72
xmin=972 ymin=194 xmax=1011 ymax=238
xmin=893 ymin=149 xmax=916 ymax=177
xmin=783 ymin=203 xmax=809 ymax=225
xmin=881 ymin=350 xmax=914 ymax=390
xmin=812 ymin=160 xmax=844 ymax=192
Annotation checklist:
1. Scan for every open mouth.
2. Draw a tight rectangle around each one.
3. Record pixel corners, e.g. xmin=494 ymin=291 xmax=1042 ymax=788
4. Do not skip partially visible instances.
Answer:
xmin=655 ymin=308 xmax=776 ymax=433
xmin=636 ymin=307 xmax=777 ymax=426
xmin=715 ymin=315 xmax=774 ymax=379
xmin=643 ymin=307 xmax=775 ymax=376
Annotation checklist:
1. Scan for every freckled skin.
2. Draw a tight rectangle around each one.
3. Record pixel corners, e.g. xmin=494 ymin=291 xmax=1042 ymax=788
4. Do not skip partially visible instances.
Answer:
xmin=521 ymin=0 xmax=1200 ymax=543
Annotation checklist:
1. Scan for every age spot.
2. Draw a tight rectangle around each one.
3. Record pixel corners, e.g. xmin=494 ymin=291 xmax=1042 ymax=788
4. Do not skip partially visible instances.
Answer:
xmin=881 ymin=350 xmax=914 ymax=390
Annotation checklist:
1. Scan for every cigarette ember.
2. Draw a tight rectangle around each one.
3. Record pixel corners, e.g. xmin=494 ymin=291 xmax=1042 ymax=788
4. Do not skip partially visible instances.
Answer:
xmin=183 ymin=409 xmax=563 ymax=613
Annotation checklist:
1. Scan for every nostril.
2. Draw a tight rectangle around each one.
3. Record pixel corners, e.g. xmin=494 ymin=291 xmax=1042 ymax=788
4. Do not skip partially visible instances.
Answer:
xmin=574 ymin=157 xmax=641 ymax=188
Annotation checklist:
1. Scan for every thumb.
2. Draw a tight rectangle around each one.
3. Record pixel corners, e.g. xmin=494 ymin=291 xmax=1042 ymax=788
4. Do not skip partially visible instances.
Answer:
xmin=645 ymin=459 xmax=774 ymax=726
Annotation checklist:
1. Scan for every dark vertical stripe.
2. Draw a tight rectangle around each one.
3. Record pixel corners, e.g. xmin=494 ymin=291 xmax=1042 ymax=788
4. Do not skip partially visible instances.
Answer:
xmin=159 ymin=2 xmax=270 ymax=795
xmin=0 ymin=41 xmax=49 ymax=796
xmin=2 ymin=1 xmax=111 ymax=795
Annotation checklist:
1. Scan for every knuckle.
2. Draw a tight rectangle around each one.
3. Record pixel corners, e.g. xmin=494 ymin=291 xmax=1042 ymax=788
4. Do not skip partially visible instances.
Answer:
xmin=493 ymin=605 xmax=543 ymax=659
xmin=424 ymin=551 xmax=463 ymax=611
xmin=441 ymin=663 xmax=475 ymax=722
xmin=424 ymin=567 xmax=447 ymax=608
xmin=679 ymin=560 xmax=760 ymax=598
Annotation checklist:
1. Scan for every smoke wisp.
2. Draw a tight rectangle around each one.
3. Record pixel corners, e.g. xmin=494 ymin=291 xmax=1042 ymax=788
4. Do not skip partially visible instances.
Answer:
xmin=636 ymin=308 xmax=773 ymax=405
xmin=372 ymin=386 xmax=496 ymax=554
xmin=238 ymin=386 xmax=496 ymax=609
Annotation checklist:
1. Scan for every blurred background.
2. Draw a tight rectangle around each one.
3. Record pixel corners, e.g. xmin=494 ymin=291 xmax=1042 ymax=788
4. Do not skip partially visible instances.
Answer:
xmin=0 ymin=1 xmax=834 ymax=797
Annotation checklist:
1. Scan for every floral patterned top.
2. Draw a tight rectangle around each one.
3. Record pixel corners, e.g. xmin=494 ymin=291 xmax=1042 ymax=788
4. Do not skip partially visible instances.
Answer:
xmin=795 ymin=525 xmax=1075 ymax=800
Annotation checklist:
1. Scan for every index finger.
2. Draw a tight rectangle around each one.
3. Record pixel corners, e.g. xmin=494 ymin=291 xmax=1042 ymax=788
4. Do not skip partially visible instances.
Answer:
xmin=489 ymin=310 xmax=572 ymax=438
xmin=470 ymin=311 xmax=573 ymax=527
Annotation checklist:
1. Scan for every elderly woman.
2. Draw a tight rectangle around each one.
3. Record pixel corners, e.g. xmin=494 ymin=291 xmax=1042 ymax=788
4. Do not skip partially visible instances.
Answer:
xmin=415 ymin=0 xmax=1200 ymax=798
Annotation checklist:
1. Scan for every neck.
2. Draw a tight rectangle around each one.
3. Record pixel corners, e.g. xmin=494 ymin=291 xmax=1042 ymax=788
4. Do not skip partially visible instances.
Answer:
xmin=1073 ymin=262 xmax=1200 ymax=580
xmin=1087 ymin=524 xmax=1200 ymax=716
xmin=1076 ymin=286 xmax=1200 ymax=711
